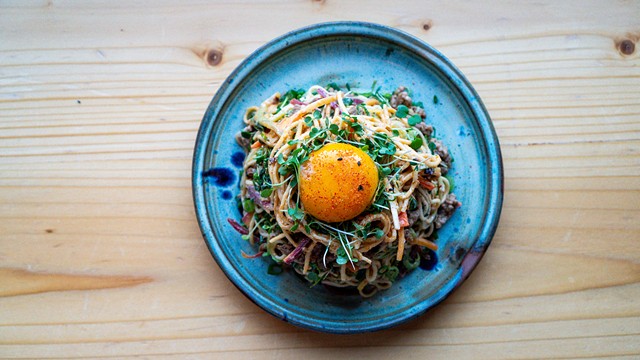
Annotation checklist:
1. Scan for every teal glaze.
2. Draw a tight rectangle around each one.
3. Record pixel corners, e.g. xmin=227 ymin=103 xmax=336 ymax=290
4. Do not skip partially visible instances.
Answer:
xmin=192 ymin=22 xmax=503 ymax=334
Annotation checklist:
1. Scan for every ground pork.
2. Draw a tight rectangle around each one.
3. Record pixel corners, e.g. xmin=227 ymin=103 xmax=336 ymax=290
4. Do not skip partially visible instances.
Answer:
xmin=390 ymin=86 xmax=427 ymax=119
xmin=414 ymin=122 xmax=433 ymax=137
xmin=431 ymin=138 xmax=452 ymax=175
xmin=434 ymin=193 xmax=461 ymax=229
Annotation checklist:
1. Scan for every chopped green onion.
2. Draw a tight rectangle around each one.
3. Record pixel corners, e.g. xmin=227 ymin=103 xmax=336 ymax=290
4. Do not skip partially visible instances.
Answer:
xmin=267 ymin=263 xmax=283 ymax=275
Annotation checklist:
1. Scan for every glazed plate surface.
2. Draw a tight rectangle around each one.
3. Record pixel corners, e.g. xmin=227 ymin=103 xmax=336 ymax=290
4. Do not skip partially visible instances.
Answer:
xmin=192 ymin=22 xmax=503 ymax=333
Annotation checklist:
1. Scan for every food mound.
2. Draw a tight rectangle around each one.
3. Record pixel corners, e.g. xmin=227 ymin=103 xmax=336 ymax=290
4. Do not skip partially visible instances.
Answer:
xmin=228 ymin=84 xmax=460 ymax=297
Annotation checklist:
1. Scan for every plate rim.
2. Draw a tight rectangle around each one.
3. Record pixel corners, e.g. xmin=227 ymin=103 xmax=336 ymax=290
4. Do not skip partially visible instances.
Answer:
xmin=192 ymin=21 xmax=504 ymax=334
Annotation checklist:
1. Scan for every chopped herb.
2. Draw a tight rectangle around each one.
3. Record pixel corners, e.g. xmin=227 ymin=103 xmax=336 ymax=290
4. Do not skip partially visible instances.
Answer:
xmin=408 ymin=114 xmax=422 ymax=126
xmin=242 ymin=199 xmax=255 ymax=213
xmin=307 ymin=271 xmax=319 ymax=282
xmin=304 ymin=116 xmax=313 ymax=127
xmin=409 ymin=196 xmax=418 ymax=211
xmin=260 ymin=188 xmax=273 ymax=197
xmin=445 ymin=174 xmax=455 ymax=191
xmin=403 ymin=252 xmax=420 ymax=270
xmin=276 ymin=88 xmax=305 ymax=112
xmin=336 ymin=247 xmax=348 ymax=265
xmin=254 ymin=148 xmax=268 ymax=163
xmin=287 ymin=206 xmax=304 ymax=220
xmin=410 ymin=136 xmax=423 ymax=150
xmin=395 ymin=105 xmax=409 ymax=118
xmin=380 ymin=265 xmax=399 ymax=281
xmin=267 ymin=263 xmax=283 ymax=275
xmin=433 ymin=95 xmax=439 ymax=104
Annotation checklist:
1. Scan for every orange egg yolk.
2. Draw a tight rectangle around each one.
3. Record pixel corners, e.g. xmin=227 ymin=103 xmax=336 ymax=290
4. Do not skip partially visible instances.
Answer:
xmin=299 ymin=143 xmax=379 ymax=223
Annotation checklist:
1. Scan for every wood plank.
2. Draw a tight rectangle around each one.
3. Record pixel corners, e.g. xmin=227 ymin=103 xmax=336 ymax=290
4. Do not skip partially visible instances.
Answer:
xmin=1 ymin=0 xmax=639 ymax=358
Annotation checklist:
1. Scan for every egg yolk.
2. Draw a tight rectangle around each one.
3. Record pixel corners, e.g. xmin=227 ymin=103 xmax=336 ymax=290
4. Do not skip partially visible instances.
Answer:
xmin=298 ymin=143 xmax=379 ymax=223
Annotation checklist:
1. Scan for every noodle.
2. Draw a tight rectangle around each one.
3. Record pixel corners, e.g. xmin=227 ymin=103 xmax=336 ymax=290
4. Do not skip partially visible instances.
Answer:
xmin=231 ymin=84 xmax=460 ymax=297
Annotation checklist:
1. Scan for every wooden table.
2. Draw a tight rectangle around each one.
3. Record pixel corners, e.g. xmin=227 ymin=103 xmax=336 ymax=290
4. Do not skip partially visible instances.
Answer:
xmin=1 ymin=1 xmax=639 ymax=358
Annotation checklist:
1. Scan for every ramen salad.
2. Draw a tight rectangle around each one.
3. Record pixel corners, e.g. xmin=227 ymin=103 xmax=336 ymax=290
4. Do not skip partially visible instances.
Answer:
xmin=228 ymin=84 xmax=461 ymax=297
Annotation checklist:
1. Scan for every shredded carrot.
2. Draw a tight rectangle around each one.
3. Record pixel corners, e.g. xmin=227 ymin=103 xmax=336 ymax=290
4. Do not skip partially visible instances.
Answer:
xmin=241 ymin=250 xmax=264 ymax=259
xmin=419 ymin=178 xmax=435 ymax=190
xmin=250 ymin=141 xmax=261 ymax=149
xmin=413 ymin=238 xmax=439 ymax=251
xmin=398 ymin=211 xmax=409 ymax=228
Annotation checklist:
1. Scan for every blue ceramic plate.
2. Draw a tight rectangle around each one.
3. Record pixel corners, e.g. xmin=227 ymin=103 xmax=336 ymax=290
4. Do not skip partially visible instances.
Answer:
xmin=193 ymin=22 xmax=503 ymax=333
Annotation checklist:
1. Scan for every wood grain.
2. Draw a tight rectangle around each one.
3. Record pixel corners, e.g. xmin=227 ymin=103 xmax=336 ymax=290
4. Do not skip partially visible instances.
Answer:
xmin=1 ymin=0 xmax=639 ymax=358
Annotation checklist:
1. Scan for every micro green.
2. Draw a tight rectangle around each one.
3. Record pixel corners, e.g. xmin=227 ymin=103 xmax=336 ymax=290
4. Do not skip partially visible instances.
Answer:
xmin=242 ymin=198 xmax=255 ymax=213
xmin=395 ymin=105 xmax=409 ymax=118
xmin=408 ymin=114 xmax=422 ymax=126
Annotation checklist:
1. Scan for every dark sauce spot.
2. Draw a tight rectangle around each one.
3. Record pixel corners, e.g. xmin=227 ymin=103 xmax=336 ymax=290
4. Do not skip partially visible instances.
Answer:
xmin=419 ymin=249 xmax=438 ymax=271
xmin=221 ymin=190 xmax=233 ymax=200
xmin=202 ymin=167 xmax=235 ymax=187
xmin=231 ymin=152 xmax=245 ymax=168
xmin=323 ymin=284 xmax=360 ymax=296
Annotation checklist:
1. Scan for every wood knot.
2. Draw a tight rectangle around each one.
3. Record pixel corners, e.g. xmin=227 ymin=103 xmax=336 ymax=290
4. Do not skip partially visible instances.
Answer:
xmin=45 ymin=229 xmax=54 ymax=234
xmin=422 ymin=21 xmax=432 ymax=32
xmin=206 ymin=48 xmax=223 ymax=67
xmin=617 ymin=39 xmax=635 ymax=55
